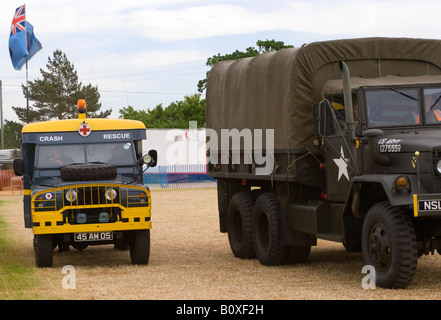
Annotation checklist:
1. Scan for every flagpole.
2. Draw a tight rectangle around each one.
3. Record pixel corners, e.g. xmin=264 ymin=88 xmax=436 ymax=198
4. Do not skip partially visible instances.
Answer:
xmin=24 ymin=4 xmax=29 ymax=123
xmin=26 ymin=55 xmax=29 ymax=123
xmin=10 ymin=4 xmax=41 ymax=124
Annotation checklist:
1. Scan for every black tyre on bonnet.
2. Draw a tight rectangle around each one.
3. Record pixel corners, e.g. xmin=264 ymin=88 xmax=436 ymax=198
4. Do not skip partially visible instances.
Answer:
xmin=61 ymin=163 xmax=117 ymax=181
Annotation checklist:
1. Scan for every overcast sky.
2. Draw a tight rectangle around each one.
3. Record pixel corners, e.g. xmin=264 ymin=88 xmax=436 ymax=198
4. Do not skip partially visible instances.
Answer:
xmin=1 ymin=0 xmax=440 ymax=122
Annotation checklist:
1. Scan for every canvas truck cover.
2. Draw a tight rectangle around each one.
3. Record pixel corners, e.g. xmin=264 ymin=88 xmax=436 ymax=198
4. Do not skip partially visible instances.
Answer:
xmin=206 ymin=37 xmax=441 ymax=150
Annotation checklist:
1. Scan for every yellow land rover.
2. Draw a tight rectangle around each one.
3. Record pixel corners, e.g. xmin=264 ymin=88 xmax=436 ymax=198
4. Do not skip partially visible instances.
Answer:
xmin=13 ymin=100 xmax=157 ymax=267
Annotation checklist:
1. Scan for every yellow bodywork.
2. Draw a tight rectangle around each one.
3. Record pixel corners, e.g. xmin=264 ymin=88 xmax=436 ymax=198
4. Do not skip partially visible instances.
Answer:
xmin=31 ymin=184 xmax=151 ymax=235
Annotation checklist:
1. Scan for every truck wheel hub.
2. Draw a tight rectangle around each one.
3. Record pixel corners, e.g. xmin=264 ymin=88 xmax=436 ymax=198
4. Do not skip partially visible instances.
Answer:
xmin=368 ymin=223 xmax=391 ymax=271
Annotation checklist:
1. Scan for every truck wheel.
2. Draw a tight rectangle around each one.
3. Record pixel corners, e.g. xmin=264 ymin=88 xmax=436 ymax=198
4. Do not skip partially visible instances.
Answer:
xmin=252 ymin=193 xmax=288 ymax=265
xmin=362 ymin=202 xmax=418 ymax=289
xmin=285 ymin=245 xmax=311 ymax=264
xmin=130 ymin=230 xmax=150 ymax=265
xmin=227 ymin=192 xmax=256 ymax=259
xmin=34 ymin=234 xmax=53 ymax=268
xmin=61 ymin=163 xmax=117 ymax=181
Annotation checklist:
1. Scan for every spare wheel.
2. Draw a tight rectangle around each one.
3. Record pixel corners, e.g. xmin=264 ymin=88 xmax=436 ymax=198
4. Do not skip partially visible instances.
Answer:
xmin=60 ymin=162 xmax=117 ymax=181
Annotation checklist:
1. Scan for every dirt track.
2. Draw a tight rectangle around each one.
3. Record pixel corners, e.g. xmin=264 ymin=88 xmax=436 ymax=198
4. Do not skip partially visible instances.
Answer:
xmin=2 ymin=188 xmax=441 ymax=300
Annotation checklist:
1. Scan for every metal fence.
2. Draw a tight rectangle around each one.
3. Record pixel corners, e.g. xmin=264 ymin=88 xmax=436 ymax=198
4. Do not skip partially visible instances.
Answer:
xmin=145 ymin=165 xmax=216 ymax=189
xmin=0 ymin=169 xmax=23 ymax=195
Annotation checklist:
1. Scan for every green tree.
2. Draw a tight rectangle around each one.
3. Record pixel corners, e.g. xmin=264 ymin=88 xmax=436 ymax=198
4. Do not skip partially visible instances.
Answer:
xmin=197 ymin=39 xmax=293 ymax=93
xmin=2 ymin=120 xmax=22 ymax=149
xmin=119 ymin=94 xmax=205 ymax=128
xmin=119 ymin=105 xmax=161 ymax=127
xmin=256 ymin=39 xmax=293 ymax=52
xmin=13 ymin=50 xmax=111 ymax=122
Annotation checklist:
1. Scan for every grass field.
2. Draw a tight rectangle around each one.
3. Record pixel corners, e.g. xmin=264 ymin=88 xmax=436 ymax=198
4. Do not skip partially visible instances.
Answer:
xmin=1 ymin=189 xmax=441 ymax=300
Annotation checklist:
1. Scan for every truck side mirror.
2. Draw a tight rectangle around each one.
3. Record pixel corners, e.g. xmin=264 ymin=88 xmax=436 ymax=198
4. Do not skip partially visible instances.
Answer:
xmin=13 ymin=158 xmax=24 ymax=176
xmin=313 ymin=102 xmax=333 ymax=137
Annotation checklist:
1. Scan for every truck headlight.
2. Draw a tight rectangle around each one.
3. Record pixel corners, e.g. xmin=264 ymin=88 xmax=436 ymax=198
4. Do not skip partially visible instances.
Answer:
xmin=105 ymin=188 xmax=117 ymax=201
xmin=436 ymin=160 xmax=441 ymax=175
xmin=65 ymin=189 xmax=77 ymax=202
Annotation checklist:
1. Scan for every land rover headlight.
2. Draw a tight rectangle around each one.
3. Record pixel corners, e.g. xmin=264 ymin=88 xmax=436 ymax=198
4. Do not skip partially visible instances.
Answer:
xmin=65 ymin=189 xmax=77 ymax=202
xmin=105 ymin=188 xmax=117 ymax=201
xmin=436 ymin=160 xmax=441 ymax=175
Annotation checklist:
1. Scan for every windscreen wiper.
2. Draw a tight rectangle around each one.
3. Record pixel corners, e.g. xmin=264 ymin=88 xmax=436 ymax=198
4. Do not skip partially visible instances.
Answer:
xmin=429 ymin=94 xmax=441 ymax=110
xmin=390 ymin=88 xmax=418 ymax=101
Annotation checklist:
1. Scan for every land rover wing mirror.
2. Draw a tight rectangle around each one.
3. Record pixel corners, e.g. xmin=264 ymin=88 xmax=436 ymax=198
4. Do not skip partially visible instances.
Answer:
xmin=142 ymin=149 xmax=157 ymax=168
xmin=13 ymin=158 xmax=24 ymax=176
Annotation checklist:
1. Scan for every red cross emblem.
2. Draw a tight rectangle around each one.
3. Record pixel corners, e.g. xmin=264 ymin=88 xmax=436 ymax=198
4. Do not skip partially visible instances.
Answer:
xmin=78 ymin=123 xmax=91 ymax=137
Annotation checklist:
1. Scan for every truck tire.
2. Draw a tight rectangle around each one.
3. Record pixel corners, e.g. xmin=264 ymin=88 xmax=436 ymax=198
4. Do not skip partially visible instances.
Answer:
xmin=227 ymin=192 xmax=256 ymax=259
xmin=130 ymin=230 xmax=150 ymax=265
xmin=34 ymin=234 xmax=53 ymax=268
xmin=252 ymin=192 xmax=288 ymax=265
xmin=60 ymin=163 xmax=117 ymax=181
xmin=362 ymin=202 xmax=418 ymax=289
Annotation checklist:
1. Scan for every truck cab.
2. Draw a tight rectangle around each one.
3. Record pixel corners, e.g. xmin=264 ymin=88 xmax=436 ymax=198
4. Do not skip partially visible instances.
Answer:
xmin=319 ymin=75 xmax=441 ymax=202
xmin=14 ymin=99 xmax=157 ymax=267
xmin=314 ymin=74 xmax=441 ymax=288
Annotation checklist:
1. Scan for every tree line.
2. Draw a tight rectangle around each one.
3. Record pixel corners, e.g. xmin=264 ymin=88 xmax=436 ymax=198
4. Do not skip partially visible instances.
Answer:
xmin=3 ymin=39 xmax=293 ymax=149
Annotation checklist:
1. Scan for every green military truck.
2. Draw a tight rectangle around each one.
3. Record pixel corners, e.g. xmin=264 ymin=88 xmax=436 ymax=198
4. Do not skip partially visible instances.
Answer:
xmin=14 ymin=99 xmax=157 ymax=267
xmin=206 ymin=37 xmax=441 ymax=288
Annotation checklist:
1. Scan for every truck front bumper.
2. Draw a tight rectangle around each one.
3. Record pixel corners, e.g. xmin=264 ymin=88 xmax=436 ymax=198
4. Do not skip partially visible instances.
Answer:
xmin=413 ymin=194 xmax=441 ymax=217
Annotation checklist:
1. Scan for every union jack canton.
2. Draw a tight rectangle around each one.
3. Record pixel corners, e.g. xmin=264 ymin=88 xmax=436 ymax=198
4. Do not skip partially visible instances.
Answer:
xmin=10 ymin=4 xmax=26 ymax=36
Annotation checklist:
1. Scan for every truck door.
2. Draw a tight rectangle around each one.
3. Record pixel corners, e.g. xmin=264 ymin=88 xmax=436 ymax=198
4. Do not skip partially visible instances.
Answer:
xmin=320 ymin=94 xmax=360 ymax=202
xmin=324 ymin=136 xmax=353 ymax=201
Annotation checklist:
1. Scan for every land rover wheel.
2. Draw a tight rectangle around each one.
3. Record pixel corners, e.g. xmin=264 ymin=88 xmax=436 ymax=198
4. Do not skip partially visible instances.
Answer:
xmin=227 ymin=192 xmax=256 ymax=259
xmin=362 ymin=202 xmax=418 ymax=289
xmin=34 ymin=234 xmax=53 ymax=268
xmin=60 ymin=163 xmax=117 ymax=181
xmin=129 ymin=230 xmax=150 ymax=265
xmin=252 ymin=193 xmax=287 ymax=265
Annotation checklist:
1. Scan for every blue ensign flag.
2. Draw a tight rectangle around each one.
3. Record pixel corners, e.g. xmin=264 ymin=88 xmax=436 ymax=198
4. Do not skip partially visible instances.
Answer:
xmin=8 ymin=5 xmax=42 ymax=70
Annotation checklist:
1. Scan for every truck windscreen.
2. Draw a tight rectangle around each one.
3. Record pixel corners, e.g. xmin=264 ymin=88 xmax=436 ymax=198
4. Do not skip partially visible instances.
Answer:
xmin=365 ymin=88 xmax=420 ymax=127
xmin=36 ymin=142 xmax=136 ymax=168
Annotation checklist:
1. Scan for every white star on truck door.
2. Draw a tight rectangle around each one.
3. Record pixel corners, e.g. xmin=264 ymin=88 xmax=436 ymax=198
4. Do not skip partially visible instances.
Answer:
xmin=333 ymin=146 xmax=349 ymax=181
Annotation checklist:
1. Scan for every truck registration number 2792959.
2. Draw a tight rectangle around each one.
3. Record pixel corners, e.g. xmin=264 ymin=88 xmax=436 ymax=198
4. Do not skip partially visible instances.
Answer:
xmin=74 ymin=232 xmax=113 ymax=242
